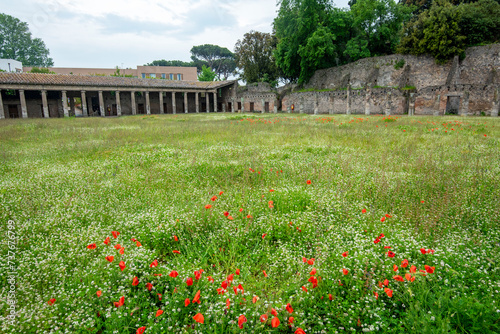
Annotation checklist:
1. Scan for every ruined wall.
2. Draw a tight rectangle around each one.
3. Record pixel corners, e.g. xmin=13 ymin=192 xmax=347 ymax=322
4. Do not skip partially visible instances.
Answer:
xmin=235 ymin=82 xmax=278 ymax=113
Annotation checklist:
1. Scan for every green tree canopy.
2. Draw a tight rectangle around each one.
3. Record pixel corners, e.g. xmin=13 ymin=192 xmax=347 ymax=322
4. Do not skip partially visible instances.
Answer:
xmin=197 ymin=65 xmax=217 ymax=81
xmin=398 ymin=0 xmax=466 ymax=63
xmin=0 ymin=13 xmax=54 ymax=67
xmin=458 ymin=0 xmax=500 ymax=46
xmin=234 ymin=31 xmax=280 ymax=85
xmin=144 ymin=60 xmax=195 ymax=67
xmin=190 ymin=44 xmax=236 ymax=80
xmin=28 ymin=67 xmax=55 ymax=74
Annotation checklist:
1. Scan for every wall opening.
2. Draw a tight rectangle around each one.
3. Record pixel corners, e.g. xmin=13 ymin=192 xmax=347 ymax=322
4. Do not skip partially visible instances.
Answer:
xmin=237 ymin=102 xmax=242 ymax=111
xmin=265 ymin=102 xmax=270 ymax=112
xmin=138 ymin=103 xmax=145 ymax=114
xmin=445 ymin=96 xmax=460 ymax=115
xmin=8 ymin=105 xmax=19 ymax=118
xmin=250 ymin=102 xmax=254 ymax=112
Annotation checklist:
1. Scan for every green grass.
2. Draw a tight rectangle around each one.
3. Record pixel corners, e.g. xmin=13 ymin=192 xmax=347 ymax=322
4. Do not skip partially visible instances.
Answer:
xmin=1 ymin=113 xmax=499 ymax=333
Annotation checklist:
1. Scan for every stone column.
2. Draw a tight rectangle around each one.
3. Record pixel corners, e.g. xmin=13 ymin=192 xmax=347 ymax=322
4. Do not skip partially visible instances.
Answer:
xmin=206 ymin=93 xmax=210 ymax=113
xmin=434 ymin=94 xmax=440 ymax=116
xmin=195 ymin=92 xmax=199 ymax=113
xmin=145 ymin=91 xmax=151 ymax=115
xmin=384 ymin=91 xmax=391 ymax=116
xmin=172 ymin=92 xmax=176 ymax=114
xmin=98 ymin=91 xmax=105 ymax=117
xmin=131 ymin=91 xmax=137 ymax=115
xmin=62 ymin=90 xmax=69 ymax=117
xmin=214 ymin=92 xmax=217 ymax=112
xmin=0 ymin=90 xmax=4 ymax=119
xmin=346 ymin=86 xmax=351 ymax=115
xmin=409 ymin=93 xmax=415 ymax=116
xmin=274 ymin=104 xmax=278 ymax=114
xmin=222 ymin=102 xmax=226 ymax=113
xmin=314 ymin=93 xmax=318 ymax=115
xmin=240 ymin=97 xmax=244 ymax=112
xmin=231 ymin=97 xmax=235 ymax=113
xmin=159 ymin=92 xmax=164 ymax=114
xmin=41 ymin=90 xmax=49 ymax=118
xmin=81 ymin=91 xmax=88 ymax=117
xmin=184 ymin=92 xmax=188 ymax=113
xmin=116 ymin=91 xmax=122 ymax=116
xmin=19 ymin=89 xmax=28 ymax=118
xmin=261 ymin=99 xmax=265 ymax=113
xmin=364 ymin=88 xmax=371 ymax=115
xmin=492 ymin=87 xmax=499 ymax=117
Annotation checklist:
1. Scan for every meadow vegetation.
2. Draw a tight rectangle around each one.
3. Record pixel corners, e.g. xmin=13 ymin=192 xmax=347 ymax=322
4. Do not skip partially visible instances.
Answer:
xmin=0 ymin=113 xmax=499 ymax=333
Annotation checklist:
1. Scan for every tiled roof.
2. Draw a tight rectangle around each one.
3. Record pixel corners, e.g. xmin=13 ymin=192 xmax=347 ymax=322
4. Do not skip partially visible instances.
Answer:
xmin=0 ymin=73 xmax=235 ymax=90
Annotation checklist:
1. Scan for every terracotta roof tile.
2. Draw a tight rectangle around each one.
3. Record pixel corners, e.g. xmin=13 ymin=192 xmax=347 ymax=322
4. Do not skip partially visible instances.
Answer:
xmin=0 ymin=73 xmax=235 ymax=90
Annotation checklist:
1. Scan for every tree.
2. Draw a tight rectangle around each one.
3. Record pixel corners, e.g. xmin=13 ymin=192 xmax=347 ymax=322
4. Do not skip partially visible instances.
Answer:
xmin=274 ymin=0 xmax=342 ymax=83
xmin=197 ymin=65 xmax=217 ymax=81
xmin=190 ymin=44 xmax=236 ymax=80
xmin=234 ymin=31 xmax=279 ymax=85
xmin=458 ymin=0 xmax=500 ymax=46
xmin=398 ymin=0 xmax=466 ymax=63
xmin=0 ymin=13 xmax=54 ymax=67
xmin=28 ymin=67 xmax=55 ymax=74
xmin=144 ymin=60 xmax=195 ymax=67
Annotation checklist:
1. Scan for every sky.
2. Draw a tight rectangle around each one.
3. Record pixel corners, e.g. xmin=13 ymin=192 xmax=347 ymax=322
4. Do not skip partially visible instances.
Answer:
xmin=2 ymin=0 xmax=349 ymax=69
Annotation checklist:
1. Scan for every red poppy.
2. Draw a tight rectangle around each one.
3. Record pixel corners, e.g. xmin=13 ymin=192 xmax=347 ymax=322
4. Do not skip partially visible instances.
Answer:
xmin=387 ymin=251 xmax=395 ymax=258
xmin=185 ymin=298 xmax=190 ymax=307
xmin=119 ymin=247 xmax=125 ymax=255
xmin=393 ymin=275 xmax=404 ymax=282
xmin=155 ymin=309 xmax=163 ymax=317
xmin=289 ymin=316 xmax=294 ymax=325
xmin=114 ymin=244 xmax=121 ymax=250
xmin=233 ymin=286 xmax=238 ymax=295
xmin=393 ymin=264 xmax=398 ymax=272
xmin=239 ymin=208 xmax=243 ymax=212
xmin=158 ymin=293 xmax=162 ymax=300
xmin=87 ymin=243 xmax=97 ymax=249
xmin=306 ymin=180 xmax=312 ymax=185
xmin=268 ymin=200 xmax=274 ymax=208
xmin=308 ymin=276 xmax=318 ymax=288
xmin=427 ymin=249 xmax=435 ymax=254
xmin=173 ymin=235 xmax=178 ymax=241
xmin=219 ymin=191 xmax=224 ymax=195
xmin=270 ymin=189 xmax=275 ymax=192
xmin=420 ymin=248 xmax=427 ymax=255
xmin=384 ymin=288 xmax=393 ymax=297
xmin=262 ymin=233 xmax=267 ymax=239
xmin=186 ymin=277 xmax=193 ymax=286
xmin=263 ymin=270 xmax=268 ymax=277
xmin=104 ymin=237 xmax=110 ymax=245
xmin=410 ymin=265 xmax=417 ymax=274
xmin=172 ymin=250 xmax=180 ymax=254
xmin=238 ymin=314 xmax=247 ymax=329
xmin=227 ymin=215 xmax=233 ymax=220
xmin=221 ymin=280 xmax=228 ymax=289
xmin=379 ymin=233 xmax=385 ymax=238
xmin=237 ymin=283 xmax=244 ymax=294
xmin=146 ymin=283 xmax=153 ymax=291
xmin=295 ymin=328 xmax=306 ymax=334
xmin=374 ymin=238 xmax=380 ymax=244
xmin=235 ymin=268 xmax=240 ymax=275
xmin=112 ymin=231 xmax=120 ymax=239
xmin=226 ymin=298 xmax=230 ymax=309
xmin=342 ymin=268 xmax=349 ymax=275
xmin=374 ymin=291 xmax=378 ymax=300
xmin=223 ymin=211 xmax=229 ymax=217
xmin=361 ymin=208 xmax=367 ymax=213
xmin=383 ymin=279 xmax=389 ymax=286
xmin=150 ymin=259 xmax=158 ymax=268
xmin=405 ymin=273 xmax=413 ymax=281
xmin=211 ymin=195 xmax=217 ymax=201
xmin=301 ymin=286 xmax=308 ymax=292
xmin=310 ymin=268 xmax=316 ymax=276
xmin=286 ymin=303 xmax=293 ymax=313
xmin=246 ymin=214 xmax=253 ymax=219
xmin=380 ymin=217 xmax=386 ymax=222
xmin=136 ymin=241 xmax=142 ymax=247
xmin=169 ymin=270 xmax=178 ymax=278
xmin=271 ymin=308 xmax=278 ymax=316
xmin=96 ymin=290 xmax=102 ymax=297
xmin=385 ymin=214 xmax=392 ymax=218
xmin=136 ymin=327 xmax=146 ymax=334
xmin=424 ymin=265 xmax=435 ymax=274
xmin=342 ymin=251 xmax=348 ymax=257
xmin=328 ymin=293 xmax=333 ymax=301
xmin=205 ymin=204 xmax=212 ymax=209
xmin=260 ymin=314 xmax=268 ymax=323
xmin=217 ymin=288 xmax=225 ymax=295
xmin=132 ymin=276 xmax=139 ymax=286
xmin=252 ymin=296 xmax=258 ymax=303
xmin=193 ymin=313 xmax=204 ymax=324
xmin=48 ymin=298 xmax=56 ymax=305
xmin=119 ymin=261 xmax=126 ymax=271
xmin=194 ymin=270 xmax=201 ymax=280
xmin=207 ymin=276 xmax=214 ymax=283
xmin=114 ymin=296 xmax=125 ymax=307
xmin=307 ymin=258 xmax=315 ymax=265
xmin=384 ymin=246 xmax=391 ymax=249
xmin=105 ymin=255 xmax=114 ymax=263
xmin=271 ymin=316 xmax=280 ymax=328
xmin=401 ymin=259 xmax=409 ymax=268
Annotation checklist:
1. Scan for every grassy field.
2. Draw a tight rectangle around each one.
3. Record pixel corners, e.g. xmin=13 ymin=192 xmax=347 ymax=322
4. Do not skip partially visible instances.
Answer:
xmin=1 ymin=113 xmax=499 ymax=334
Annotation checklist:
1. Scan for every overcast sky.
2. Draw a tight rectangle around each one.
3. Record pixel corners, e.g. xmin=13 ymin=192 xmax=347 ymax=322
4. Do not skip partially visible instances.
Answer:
xmin=3 ymin=0 xmax=349 ymax=69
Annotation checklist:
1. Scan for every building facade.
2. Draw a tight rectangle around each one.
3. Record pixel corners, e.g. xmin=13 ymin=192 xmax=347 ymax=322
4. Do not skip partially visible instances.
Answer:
xmin=0 ymin=59 xmax=23 ymax=73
